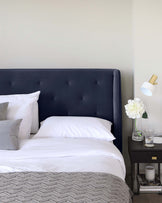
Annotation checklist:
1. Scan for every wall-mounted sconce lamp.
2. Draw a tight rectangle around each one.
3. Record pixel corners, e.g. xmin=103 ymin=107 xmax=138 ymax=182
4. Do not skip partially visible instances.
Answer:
xmin=141 ymin=74 xmax=158 ymax=96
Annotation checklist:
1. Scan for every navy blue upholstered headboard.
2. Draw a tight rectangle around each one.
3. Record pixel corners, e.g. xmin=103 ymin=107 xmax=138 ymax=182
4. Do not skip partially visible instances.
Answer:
xmin=0 ymin=69 xmax=122 ymax=152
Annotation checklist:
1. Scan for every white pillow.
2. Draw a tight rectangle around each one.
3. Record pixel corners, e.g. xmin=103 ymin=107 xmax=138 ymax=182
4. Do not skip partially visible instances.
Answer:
xmin=0 ymin=91 xmax=40 ymax=134
xmin=35 ymin=116 xmax=115 ymax=141
xmin=7 ymin=99 xmax=33 ymax=139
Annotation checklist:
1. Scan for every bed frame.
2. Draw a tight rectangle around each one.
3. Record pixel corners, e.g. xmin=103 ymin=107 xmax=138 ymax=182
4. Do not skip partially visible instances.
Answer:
xmin=0 ymin=69 xmax=122 ymax=152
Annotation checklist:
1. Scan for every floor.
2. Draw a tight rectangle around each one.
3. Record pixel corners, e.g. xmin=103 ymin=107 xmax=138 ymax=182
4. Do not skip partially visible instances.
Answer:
xmin=133 ymin=194 xmax=162 ymax=203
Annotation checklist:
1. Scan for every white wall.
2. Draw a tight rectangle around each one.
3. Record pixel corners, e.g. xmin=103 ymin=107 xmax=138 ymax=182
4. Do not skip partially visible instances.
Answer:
xmin=133 ymin=0 xmax=162 ymax=134
xmin=0 ymin=0 xmax=133 ymax=170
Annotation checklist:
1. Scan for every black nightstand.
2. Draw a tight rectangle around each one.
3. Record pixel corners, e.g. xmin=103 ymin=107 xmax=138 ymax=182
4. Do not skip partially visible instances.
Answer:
xmin=128 ymin=136 xmax=162 ymax=194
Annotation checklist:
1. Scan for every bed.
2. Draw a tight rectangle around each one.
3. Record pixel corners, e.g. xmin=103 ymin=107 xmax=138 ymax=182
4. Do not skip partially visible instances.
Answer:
xmin=0 ymin=69 xmax=132 ymax=203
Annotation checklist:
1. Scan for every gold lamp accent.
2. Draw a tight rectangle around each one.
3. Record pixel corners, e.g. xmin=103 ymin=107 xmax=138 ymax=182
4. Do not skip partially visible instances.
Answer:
xmin=149 ymin=74 xmax=158 ymax=85
xmin=141 ymin=74 xmax=158 ymax=96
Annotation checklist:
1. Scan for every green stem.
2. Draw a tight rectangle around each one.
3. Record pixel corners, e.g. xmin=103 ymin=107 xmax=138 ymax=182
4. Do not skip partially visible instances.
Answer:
xmin=135 ymin=119 xmax=142 ymax=137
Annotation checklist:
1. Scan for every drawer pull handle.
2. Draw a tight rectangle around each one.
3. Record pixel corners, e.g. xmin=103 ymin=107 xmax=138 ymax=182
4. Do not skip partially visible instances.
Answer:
xmin=152 ymin=156 xmax=157 ymax=160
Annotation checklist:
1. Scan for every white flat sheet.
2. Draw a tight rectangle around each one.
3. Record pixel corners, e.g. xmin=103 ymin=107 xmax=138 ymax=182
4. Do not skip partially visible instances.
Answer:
xmin=0 ymin=137 xmax=126 ymax=180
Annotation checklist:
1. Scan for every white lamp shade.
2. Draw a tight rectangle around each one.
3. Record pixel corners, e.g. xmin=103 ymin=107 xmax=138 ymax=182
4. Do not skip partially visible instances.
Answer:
xmin=141 ymin=82 xmax=155 ymax=96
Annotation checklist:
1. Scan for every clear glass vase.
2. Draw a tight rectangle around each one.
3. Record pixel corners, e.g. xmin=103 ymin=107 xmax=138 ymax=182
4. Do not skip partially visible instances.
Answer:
xmin=132 ymin=130 xmax=144 ymax=141
xmin=132 ymin=118 xmax=144 ymax=141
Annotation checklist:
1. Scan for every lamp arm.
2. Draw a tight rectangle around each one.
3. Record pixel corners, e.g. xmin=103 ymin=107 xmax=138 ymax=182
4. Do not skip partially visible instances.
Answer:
xmin=149 ymin=74 xmax=158 ymax=85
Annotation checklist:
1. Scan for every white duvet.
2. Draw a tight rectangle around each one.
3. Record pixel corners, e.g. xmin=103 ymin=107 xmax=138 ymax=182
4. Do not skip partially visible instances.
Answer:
xmin=0 ymin=137 xmax=126 ymax=180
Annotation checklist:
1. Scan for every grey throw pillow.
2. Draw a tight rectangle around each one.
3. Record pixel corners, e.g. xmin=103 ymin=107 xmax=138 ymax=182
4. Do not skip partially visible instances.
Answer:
xmin=0 ymin=119 xmax=22 ymax=150
xmin=0 ymin=102 xmax=9 ymax=120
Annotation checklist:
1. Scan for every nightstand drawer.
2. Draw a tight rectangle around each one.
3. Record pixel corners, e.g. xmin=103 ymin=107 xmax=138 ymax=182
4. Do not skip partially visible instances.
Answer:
xmin=130 ymin=151 xmax=162 ymax=163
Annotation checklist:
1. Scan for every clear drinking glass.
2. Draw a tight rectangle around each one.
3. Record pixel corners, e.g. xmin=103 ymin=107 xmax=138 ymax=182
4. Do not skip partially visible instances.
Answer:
xmin=144 ymin=130 xmax=154 ymax=147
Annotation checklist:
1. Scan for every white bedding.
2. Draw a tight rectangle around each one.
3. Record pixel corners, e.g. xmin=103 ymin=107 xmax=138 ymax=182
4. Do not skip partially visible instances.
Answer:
xmin=0 ymin=137 xmax=126 ymax=180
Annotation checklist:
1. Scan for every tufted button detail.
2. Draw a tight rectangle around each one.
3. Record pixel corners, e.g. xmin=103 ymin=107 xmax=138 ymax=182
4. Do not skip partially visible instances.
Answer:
xmin=94 ymin=80 xmax=100 ymax=85
xmin=79 ymin=96 xmax=86 ymax=102
xmin=37 ymin=81 xmax=42 ymax=86
xmin=65 ymin=80 xmax=72 ymax=86
xmin=9 ymin=81 xmax=15 ymax=86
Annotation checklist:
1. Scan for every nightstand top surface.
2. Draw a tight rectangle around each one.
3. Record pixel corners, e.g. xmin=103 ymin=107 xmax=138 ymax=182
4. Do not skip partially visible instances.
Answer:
xmin=128 ymin=136 xmax=162 ymax=152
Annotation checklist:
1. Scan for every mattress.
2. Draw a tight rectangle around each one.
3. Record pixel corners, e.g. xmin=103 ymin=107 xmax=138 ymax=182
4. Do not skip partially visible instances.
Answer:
xmin=0 ymin=137 xmax=126 ymax=180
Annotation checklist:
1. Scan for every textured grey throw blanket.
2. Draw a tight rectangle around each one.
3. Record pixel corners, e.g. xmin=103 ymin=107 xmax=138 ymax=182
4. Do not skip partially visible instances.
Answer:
xmin=0 ymin=172 xmax=132 ymax=203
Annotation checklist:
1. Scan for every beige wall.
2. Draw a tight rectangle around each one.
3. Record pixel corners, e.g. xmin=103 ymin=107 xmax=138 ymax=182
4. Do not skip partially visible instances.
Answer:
xmin=133 ymin=0 xmax=162 ymax=134
xmin=0 ymin=0 xmax=133 ymax=171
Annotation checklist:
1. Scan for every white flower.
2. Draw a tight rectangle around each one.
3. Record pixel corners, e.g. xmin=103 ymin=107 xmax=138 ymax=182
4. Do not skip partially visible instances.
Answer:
xmin=125 ymin=98 xmax=145 ymax=119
